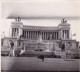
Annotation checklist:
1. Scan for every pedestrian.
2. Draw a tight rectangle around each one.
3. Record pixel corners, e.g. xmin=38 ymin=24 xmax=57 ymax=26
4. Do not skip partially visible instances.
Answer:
xmin=41 ymin=55 xmax=44 ymax=62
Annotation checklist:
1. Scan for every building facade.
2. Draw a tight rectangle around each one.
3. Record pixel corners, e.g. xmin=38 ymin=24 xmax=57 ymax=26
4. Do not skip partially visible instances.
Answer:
xmin=11 ymin=17 xmax=70 ymax=40
xmin=1 ymin=17 xmax=79 ymax=58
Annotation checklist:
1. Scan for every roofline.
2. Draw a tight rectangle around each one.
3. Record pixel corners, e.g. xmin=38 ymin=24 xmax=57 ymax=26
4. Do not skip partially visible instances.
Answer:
xmin=23 ymin=25 xmax=58 ymax=28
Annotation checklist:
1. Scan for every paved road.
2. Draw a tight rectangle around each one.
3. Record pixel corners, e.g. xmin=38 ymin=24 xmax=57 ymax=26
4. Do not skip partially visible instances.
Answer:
xmin=1 ymin=57 xmax=80 ymax=72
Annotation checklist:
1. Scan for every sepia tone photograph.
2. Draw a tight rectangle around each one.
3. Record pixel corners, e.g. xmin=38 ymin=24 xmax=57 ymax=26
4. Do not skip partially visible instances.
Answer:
xmin=1 ymin=1 xmax=80 ymax=72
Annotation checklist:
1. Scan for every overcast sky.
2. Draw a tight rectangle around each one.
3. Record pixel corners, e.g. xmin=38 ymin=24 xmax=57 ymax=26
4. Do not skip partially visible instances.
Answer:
xmin=0 ymin=1 xmax=80 ymax=42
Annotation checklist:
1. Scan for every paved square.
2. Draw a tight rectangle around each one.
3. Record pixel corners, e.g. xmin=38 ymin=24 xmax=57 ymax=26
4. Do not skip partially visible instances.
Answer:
xmin=1 ymin=57 xmax=80 ymax=72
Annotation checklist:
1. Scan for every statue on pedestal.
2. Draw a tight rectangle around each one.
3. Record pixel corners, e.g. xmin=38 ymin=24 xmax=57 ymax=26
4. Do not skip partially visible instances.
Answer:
xmin=15 ymin=17 xmax=21 ymax=21
xmin=9 ymin=40 xmax=15 ymax=57
xmin=38 ymin=34 xmax=42 ymax=43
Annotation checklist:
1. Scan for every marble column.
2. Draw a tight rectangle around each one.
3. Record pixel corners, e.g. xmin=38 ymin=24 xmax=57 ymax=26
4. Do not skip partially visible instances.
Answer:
xmin=63 ymin=30 xmax=64 ymax=39
xmin=46 ymin=32 xmax=47 ymax=39
xmin=57 ymin=32 xmax=58 ymax=39
xmin=36 ymin=31 xmax=37 ymax=38
xmin=34 ymin=31 xmax=35 ymax=39
xmin=29 ymin=31 xmax=31 ymax=38
xmin=16 ymin=28 xmax=18 ymax=36
xmin=31 ymin=31 xmax=32 ymax=39
xmin=55 ymin=32 xmax=57 ymax=39
xmin=27 ymin=31 xmax=29 ymax=38
xmin=15 ymin=28 xmax=17 ymax=37
xmin=46 ymin=32 xmax=48 ymax=39
xmin=30 ymin=31 xmax=31 ymax=39
xmin=54 ymin=32 xmax=55 ymax=39
xmin=22 ymin=30 xmax=24 ymax=37
xmin=32 ymin=31 xmax=34 ymax=39
xmin=53 ymin=32 xmax=54 ymax=39
xmin=45 ymin=32 xmax=46 ymax=39
xmin=30 ymin=31 xmax=31 ymax=38
xmin=67 ymin=30 xmax=69 ymax=39
xmin=25 ymin=31 xmax=26 ymax=38
xmin=65 ymin=30 xmax=67 ymax=39
xmin=26 ymin=31 xmax=27 ymax=38
xmin=53 ymin=32 xmax=55 ymax=39
xmin=42 ymin=32 xmax=43 ymax=39
xmin=14 ymin=28 xmax=15 ymax=37
xmin=29 ymin=31 xmax=30 ymax=39
xmin=35 ymin=32 xmax=37 ymax=38
xmin=13 ymin=28 xmax=14 ymax=37
xmin=37 ymin=31 xmax=38 ymax=38
xmin=64 ymin=30 xmax=66 ymax=39
xmin=26 ymin=31 xmax=28 ymax=38
xmin=43 ymin=32 xmax=44 ymax=39
xmin=47 ymin=32 xmax=48 ymax=40
xmin=55 ymin=32 xmax=56 ymax=39
xmin=23 ymin=30 xmax=25 ymax=37
xmin=23 ymin=30 xmax=25 ymax=38
xmin=56 ymin=32 xmax=57 ymax=39
xmin=44 ymin=32 xmax=45 ymax=39
xmin=52 ymin=32 xmax=53 ymax=39
xmin=64 ymin=30 xmax=65 ymax=39
xmin=24 ymin=30 xmax=25 ymax=38
xmin=28 ymin=31 xmax=30 ymax=38
xmin=29 ymin=31 xmax=30 ymax=38
xmin=12 ymin=28 xmax=13 ymax=37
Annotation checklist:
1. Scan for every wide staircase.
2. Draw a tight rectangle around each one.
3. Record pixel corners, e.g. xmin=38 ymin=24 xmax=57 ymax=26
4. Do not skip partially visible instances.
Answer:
xmin=20 ymin=39 xmax=65 ymax=58
xmin=23 ymin=39 xmax=50 ymax=51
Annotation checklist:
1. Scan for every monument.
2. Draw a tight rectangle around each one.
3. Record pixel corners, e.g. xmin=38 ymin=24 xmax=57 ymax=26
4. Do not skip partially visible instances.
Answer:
xmin=1 ymin=17 xmax=79 ymax=58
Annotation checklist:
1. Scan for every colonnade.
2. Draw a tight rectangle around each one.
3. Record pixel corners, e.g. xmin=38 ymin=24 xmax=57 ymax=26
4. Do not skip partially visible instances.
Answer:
xmin=12 ymin=28 xmax=19 ymax=37
xmin=63 ymin=30 xmax=69 ymax=39
xmin=22 ymin=30 xmax=58 ymax=40
xmin=12 ymin=28 xmax=69 ymax=40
